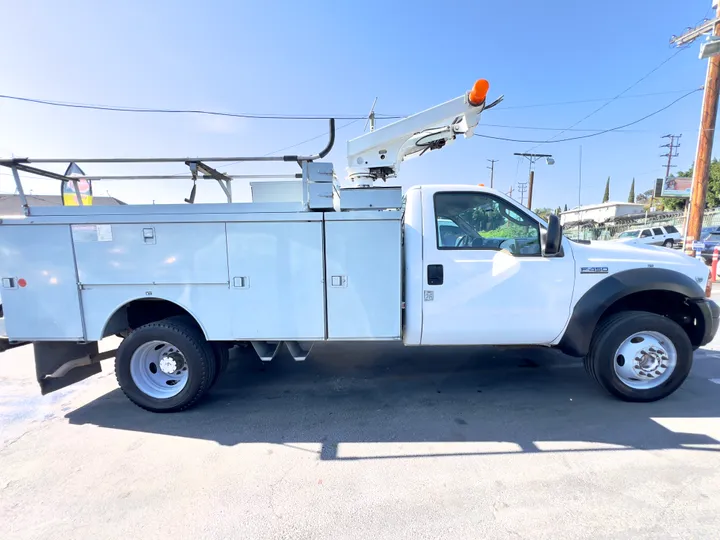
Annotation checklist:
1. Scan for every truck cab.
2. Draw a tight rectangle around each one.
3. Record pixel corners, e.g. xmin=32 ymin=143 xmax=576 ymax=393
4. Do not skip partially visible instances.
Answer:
xmin=404 ymin=184 xmax=717 ymax=349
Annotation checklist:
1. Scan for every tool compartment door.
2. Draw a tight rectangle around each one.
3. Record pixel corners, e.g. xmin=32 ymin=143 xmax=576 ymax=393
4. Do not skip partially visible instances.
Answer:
xmin=0 ymin=225 xmax=84 ymax=340
xmin=226 ymin=221 xmax=325 ymax=340
xmin=324 ymin=213 xmax=402 ymax=340
xmin=72 ymin=223 xmax=229 ymax=285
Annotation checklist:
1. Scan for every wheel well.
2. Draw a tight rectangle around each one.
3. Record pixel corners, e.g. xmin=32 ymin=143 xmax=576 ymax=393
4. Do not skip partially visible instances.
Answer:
xmin=600 ymin=290 xmax=705 ymax=346
xmin=102 ymin=299 xmax=206 ymax=339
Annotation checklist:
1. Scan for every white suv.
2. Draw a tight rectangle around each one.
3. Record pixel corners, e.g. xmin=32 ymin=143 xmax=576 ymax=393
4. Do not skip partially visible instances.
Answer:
xmin=613 ymin=225 xmax=681 ymax=248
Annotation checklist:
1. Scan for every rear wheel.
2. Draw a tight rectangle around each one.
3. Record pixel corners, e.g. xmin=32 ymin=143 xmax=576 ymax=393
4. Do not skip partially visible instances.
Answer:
xmin=584 ymin=311 xmax=692 ymax=402
xmin=663 ymin=239 xmax=674 ymax=248
xmin=115 ymin=317 xmax=215 ymax=412
xmin=210 ymin=342 xmax=230 ymax=387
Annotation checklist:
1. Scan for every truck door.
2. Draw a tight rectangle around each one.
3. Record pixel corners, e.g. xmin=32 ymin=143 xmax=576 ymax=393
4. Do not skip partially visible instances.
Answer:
xmin=420 ymin=188 xmax=575 ymax=346
xmin=639 ymin=229 xmax=654 ymax=245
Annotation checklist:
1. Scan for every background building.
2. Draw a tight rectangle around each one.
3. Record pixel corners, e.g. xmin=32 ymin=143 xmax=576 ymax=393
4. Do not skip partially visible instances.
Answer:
xmin=560 ymin=202 xmax=645 ymax=226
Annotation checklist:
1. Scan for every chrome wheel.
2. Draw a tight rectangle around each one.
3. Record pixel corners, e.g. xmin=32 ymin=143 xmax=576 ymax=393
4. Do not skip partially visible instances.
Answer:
xmin=613 ymin=331 xmax=677 ymax=390
xmin=129 ymin=340 xmax=189 ymax=399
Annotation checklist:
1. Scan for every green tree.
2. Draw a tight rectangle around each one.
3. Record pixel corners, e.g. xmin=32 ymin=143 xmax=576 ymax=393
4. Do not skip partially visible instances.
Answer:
xmin=662 ymin=196 xmax=686 ymax=211
xmin=602 ymin=177 xmax=610 ymax=203
xmin=564 ymin=203 xmax=568 ymax=212
xmin=628 ymin=178 xmax=635 ymax=203
xmin=533 ymin=207 xmax=554 ymax=220
xmin=555 ymin=206 xmax=562 ymax=215
xmin=635 ymin=189 xmax=654 ymax=204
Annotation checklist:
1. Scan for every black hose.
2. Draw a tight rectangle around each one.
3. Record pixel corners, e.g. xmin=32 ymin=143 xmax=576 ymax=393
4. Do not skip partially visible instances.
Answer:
xmin=316 ymin=118 xmax=336 ymax=159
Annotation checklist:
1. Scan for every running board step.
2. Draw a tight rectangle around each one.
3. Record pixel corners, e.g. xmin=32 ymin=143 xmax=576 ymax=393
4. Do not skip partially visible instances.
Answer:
xmin=250 ymin=341 xmax=283 ymax=362
xmin=285 ymin=341 xmax=313 ymax=361
xmin=250 ymin=341 xmax=315 ymax=362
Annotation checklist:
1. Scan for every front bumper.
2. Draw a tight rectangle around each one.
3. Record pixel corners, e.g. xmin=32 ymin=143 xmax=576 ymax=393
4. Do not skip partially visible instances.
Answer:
xmin=695 ymin=298 xmax=720 ymax=346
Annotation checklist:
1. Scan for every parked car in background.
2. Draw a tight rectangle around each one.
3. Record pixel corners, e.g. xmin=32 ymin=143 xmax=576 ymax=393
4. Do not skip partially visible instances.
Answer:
xmin=698 ymin=232 xmax=720 ymax=264
xmin=613 ymin=225 xmax=681 ymax=248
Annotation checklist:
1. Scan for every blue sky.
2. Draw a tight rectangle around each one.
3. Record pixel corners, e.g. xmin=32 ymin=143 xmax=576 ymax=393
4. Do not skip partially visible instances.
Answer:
xmin=0 ymin=0 xmax=716 ymax=209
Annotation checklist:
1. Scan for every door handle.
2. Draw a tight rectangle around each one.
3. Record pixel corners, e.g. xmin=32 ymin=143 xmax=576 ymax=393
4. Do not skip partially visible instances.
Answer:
xmin=427 ymin=264 xmax=444 ymax=285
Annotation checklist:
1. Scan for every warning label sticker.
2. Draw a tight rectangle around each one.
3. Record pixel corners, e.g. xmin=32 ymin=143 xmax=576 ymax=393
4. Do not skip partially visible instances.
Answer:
xmin=71 ymin=224 xmax=113 ymax=242
xmin=96 ymin=224 xmax=113 ymax=242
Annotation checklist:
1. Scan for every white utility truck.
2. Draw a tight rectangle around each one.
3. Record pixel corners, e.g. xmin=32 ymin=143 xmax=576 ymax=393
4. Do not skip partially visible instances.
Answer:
xmin=0 ymin=80 xmax=717 ymax=412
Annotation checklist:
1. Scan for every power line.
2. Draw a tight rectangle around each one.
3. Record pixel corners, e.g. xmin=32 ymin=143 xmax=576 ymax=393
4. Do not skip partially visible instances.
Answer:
xmin=0 ymin=88 xmax=702 ymax=125
xmin=478 ymin=89 xmax=700 ymax=111
xmin=524 ymin=46 xmax=691 ymax=151
xmin=0 ymin=89 xmax=701 ymax=181
xmin=377 ymin=89 xmax=700 ymax=117
xmin=0 ymin=93 xmax=403 ymax=121
xmin=475 ymin=88 xmax=702 ymax=144
xmin=483 ymin=123 xmax=651 ymax=133
xmin=222 ymin=118 xmax=362 ymax=170
xmin=0 ymin=118 xmax=362 ymax=181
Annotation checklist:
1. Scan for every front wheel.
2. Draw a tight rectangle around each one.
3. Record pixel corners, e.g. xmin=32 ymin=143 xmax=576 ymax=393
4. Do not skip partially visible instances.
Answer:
xmin=115 ymin=317 xmax=216 ymax=412
xmin=584 ymin=311 xmax=692 ymax=402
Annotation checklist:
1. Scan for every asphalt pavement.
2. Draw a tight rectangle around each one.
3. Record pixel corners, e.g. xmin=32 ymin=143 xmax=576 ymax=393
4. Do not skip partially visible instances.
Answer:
xmin=2 ymin=323 xmax=720 ymax=539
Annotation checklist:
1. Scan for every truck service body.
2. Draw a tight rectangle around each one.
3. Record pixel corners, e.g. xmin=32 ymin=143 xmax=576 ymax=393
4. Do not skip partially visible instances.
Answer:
xmin=0 ymin=80 xmax=717 ymax=412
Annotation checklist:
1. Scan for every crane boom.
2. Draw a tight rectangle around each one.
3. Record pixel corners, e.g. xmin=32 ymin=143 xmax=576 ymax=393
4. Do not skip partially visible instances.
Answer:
xmin=345 ymin=79 xmax=496 ymax=187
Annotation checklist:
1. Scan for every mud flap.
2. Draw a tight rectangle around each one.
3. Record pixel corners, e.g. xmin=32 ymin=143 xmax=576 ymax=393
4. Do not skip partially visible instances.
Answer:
xmin=34 ymin=342 xmax=104 ymax=395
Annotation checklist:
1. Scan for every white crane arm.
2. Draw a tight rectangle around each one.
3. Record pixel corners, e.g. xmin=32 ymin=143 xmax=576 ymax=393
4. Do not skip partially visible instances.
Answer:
xmin=346 ymin=79 xmax=494 ymax=186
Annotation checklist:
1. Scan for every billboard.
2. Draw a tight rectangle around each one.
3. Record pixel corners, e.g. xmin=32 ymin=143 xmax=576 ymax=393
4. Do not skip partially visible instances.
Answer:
xmin=658 ymin=175 xmax=691 ymax=198
xmin=61 ymin=162 xmax=93 ymax=206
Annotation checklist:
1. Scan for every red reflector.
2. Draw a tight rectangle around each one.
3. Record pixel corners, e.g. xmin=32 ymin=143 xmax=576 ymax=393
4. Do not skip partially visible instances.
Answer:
xmin=17 ymin=278 xmax=27 ymax=288
xmin=707 ymin=268 xmax=713 ymax=298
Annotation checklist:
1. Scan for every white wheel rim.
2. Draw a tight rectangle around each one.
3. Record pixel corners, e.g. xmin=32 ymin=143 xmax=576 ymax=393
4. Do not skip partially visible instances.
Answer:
xmin=613 ymin=331 xmax=677 ymax=390
xmin=129 ymin=341 xmax=189 ymax=399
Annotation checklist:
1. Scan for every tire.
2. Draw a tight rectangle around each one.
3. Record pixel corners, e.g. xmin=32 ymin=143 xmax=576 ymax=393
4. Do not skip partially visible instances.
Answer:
xmin=583 ymin=311 xmax=692 ymax=402
xmin=210 ymin=342 xmax=230 ymax=387
xmin=663 ymin=239 xmax=674 ymax=248
xmin=115 ymin=317 xmax=216 ymax=412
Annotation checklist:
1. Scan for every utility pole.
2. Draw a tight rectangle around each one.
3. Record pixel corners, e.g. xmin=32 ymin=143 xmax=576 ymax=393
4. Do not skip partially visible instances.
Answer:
xmin=486 ymin=159 xmax=498 ymax=188
xmin=507 ymin=185 xmax=514 ymax=199
xmin=514 ymin=152 xmax=554 ymax=209
xmin=578 ymin=146 xmax=583 ymax=239
xmin=661 ymin=134 xmax=681 ymax=179
xmin=670 ymin=1 xmax=720 ymax=245
xmin=517 ymin=182 xmax=528 ymax=206
xmin=364 ymin=97 xmax=378 ymax=132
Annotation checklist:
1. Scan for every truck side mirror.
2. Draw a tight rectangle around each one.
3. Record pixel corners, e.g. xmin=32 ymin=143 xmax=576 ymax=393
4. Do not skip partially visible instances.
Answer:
xmin=544 ymin=214 xmax=563 ymax=256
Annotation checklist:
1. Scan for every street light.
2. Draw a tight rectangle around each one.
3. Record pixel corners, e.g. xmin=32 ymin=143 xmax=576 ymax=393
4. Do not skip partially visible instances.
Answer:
xmin=700 ymin=35 xmax=720 ymax=59
xmin=513 ymin=152 xmax=555 ymax=209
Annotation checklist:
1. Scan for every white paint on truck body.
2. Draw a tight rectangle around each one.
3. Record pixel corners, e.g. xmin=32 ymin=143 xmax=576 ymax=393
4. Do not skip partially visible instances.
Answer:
xmin=417 ymin=185 xmax=575 ymax=346
xmin=0 ymin=185 xmax=711 ymax=347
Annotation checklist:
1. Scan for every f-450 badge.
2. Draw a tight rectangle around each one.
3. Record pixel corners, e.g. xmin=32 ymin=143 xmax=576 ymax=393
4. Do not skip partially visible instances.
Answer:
xmin=580 ymin=267 xmax=609 ymax=274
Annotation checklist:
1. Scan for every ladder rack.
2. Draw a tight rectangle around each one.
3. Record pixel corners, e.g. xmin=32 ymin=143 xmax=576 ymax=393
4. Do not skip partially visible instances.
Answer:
xmin=0 ymin=120 xmax=336 ymax=215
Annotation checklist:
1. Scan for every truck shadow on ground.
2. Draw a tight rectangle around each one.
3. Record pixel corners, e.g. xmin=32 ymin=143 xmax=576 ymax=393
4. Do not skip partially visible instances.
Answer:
xmin=66 ymin=342 xmax=720 ymax=460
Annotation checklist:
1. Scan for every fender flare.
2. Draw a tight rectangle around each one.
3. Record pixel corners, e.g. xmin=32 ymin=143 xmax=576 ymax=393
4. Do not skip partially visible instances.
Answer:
xmin=557 ymin=267 xmax=706 ymax=357
xmin=98 ymin=296 xmax=210 ymax=341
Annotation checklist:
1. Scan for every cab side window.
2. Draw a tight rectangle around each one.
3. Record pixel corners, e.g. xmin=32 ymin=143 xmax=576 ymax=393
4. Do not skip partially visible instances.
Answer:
xmin=652 ymin=228 xmax=663 ymax=236
xmin=434 ymin=192 xmax=542 ymax=256
xmin=641 ymin=229 xmax=652 ymax=238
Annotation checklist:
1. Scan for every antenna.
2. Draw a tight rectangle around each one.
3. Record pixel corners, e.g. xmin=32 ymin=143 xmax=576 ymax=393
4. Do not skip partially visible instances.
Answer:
xmin=363 ymin=97 xmax=378 ymax=132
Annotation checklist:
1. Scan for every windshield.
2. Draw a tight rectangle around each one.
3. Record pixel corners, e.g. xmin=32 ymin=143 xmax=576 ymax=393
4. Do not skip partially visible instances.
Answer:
xmin=617 ymin=230 xmax=639 ymax=238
